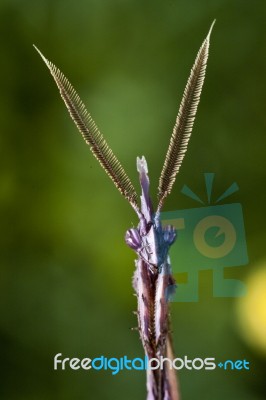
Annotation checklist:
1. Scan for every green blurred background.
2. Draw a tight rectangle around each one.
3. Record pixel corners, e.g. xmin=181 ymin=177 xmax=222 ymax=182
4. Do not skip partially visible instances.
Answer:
xmin=1 ymin=0 xmax=266 ymax=399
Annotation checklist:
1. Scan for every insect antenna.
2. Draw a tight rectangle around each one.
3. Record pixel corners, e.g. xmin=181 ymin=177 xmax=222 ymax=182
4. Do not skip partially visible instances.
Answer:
xmin=157 ymin=20 xmax=215 ymax=212
xmin=34 ymin=46 xmax=140 ymax=214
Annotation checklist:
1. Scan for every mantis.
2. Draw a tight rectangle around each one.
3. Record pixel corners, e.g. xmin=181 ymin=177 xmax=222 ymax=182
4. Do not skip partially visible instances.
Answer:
xmin=34 ymin=20 xmax=214 ymax=400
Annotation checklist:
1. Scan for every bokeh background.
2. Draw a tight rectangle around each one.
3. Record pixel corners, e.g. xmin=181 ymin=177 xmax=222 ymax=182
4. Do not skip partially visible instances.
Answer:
xmin=1 ymin=0 xmax=266 ymax=399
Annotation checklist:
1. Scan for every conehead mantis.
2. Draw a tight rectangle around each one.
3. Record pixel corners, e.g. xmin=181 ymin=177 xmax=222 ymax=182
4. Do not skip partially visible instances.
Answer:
xmin=34 ymin=20 xmax=215 ymax=400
